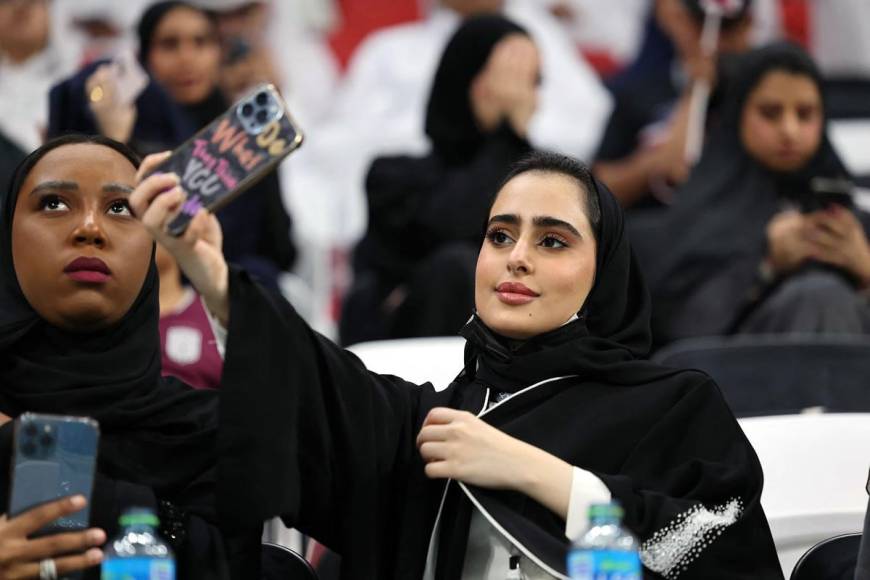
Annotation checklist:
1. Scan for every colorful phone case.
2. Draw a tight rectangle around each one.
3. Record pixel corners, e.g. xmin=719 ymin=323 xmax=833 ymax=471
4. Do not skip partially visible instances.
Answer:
xmin=9 ymin=414 xmax=100 ymax=535
xmin=148 ymin=83 xmax=303 ymax=236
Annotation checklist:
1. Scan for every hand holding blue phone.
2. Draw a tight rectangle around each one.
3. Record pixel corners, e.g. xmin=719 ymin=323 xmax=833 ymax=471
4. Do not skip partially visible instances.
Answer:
xmin=0 ymin=495 xmax=104 ymax=579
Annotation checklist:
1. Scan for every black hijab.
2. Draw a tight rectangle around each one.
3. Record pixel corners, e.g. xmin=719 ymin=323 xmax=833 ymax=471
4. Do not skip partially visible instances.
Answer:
xmin=459 ymin=166 xmax=671 ymax=393
xmin=0 ymin=135 xmax=219 ymax=513
xmin=424 ymin=15 xmax=528 ymax=163
xmin=648 ymin=43 xmax=854 ymax=339
xmin=137 ymin=1 xmax=227 ymax=132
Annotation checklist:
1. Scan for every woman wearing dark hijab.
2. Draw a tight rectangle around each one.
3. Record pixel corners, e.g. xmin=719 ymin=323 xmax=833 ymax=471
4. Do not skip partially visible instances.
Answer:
xmin=138 ymin=147 xmax=783 ymax=578
xmin=649 ymin=43 xmax=870 ymax=343
xmin=50 ymin=1 xmax=295 ymax=290
xmin=340 ymin=14 xmax=535 ymax=345
xmin=0 ymin=135 xmax=258 ymax=579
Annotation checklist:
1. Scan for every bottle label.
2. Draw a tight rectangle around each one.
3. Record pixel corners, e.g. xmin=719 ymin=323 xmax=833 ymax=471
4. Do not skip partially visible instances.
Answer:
xmin=567 ymin=550 xmax=641 ymax=580
xmin=101 ymin=557 xmax=175 ymax=580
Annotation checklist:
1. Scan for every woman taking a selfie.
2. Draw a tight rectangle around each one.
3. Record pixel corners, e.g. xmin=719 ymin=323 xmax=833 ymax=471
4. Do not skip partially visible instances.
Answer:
xmin=650 ymin=43 xmax=870 ymax=342
xmin=0 ymin=135 xmax=255 ymax=579
xmin=142 ymin=149 xmax=782 ymax=578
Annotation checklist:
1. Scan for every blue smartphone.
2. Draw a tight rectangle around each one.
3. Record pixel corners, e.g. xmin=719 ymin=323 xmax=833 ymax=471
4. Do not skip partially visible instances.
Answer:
xmin=8 ymin=414 xmax=99 ymax=536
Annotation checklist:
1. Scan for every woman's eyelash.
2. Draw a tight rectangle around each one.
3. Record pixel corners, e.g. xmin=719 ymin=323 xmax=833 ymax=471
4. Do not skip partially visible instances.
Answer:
xmin=38 ymin=195 xmax=68 ymax=211
xmin=486 ymin=228 xmax=511 ymax=243
xmin=540 ymin=234 xmax=569 ymax=248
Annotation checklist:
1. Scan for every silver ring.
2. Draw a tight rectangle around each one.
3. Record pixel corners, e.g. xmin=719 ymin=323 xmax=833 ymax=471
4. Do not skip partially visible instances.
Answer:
xmin=39 ymin=558 xmax=57 ymax=580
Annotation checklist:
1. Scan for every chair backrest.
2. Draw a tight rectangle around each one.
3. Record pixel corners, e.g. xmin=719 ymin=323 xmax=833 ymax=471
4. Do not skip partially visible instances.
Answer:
xmin=261 ymin=542 xmax=318 ymax=580
xmin=347 ymin=336 xmax=466 ymax=390
xmin=790 ymin=533 xmax=862 ymax=580
xmin=738 ymin=414 xmax=870 ymax=577
xmin=654 ymin=335 xmax=870 ymax=416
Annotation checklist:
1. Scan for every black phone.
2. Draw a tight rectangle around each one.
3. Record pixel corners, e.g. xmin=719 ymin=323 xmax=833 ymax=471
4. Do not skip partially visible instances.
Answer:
xmin=8 ymin=414 xmax=99 ymax=536
xmin=148 ymin=83 xmax=303 ymax=236
xmin=799 ymin=177 xmax=855 ymax=213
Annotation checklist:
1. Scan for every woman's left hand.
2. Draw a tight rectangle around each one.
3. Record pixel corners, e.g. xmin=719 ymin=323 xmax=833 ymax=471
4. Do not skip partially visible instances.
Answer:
xmin=417 ymin=408 xmax=573 ymax=518
xmin=806 ymin=206 xmax=870 ymax=287
xmin=417 ymin=408 xmax=528 ymax=490
xmin=130 ymin=152 xmax=230 ymax=325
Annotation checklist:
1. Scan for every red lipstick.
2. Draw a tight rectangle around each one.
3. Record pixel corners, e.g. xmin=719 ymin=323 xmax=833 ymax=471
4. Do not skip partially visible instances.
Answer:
xmin=64 ymin=257 xmax=111 ymax=283
xmin=496 ymin=282 xmax=539 ymax=305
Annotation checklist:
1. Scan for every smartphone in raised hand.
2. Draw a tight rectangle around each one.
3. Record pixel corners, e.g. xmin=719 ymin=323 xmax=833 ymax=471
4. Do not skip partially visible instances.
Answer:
xmin=147 ymin=83 xmax=304 ymax=236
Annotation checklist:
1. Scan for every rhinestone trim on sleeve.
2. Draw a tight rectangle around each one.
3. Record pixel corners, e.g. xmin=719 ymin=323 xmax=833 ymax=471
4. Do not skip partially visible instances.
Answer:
xmin=639 ymin=497 xmax=743 ymax=578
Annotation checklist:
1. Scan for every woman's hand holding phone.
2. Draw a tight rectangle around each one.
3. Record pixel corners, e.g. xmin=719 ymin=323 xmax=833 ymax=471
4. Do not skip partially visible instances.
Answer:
xmin=131 ymin=152 xmax=231 ymax=326
xmin=805 ymin=205 xmax=870 ymax=287
xmin=0 ymin=496 xmax=104 ymax=579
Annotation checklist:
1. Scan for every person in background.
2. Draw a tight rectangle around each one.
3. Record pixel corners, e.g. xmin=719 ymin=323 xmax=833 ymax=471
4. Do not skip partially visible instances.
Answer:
xmin=157 ymin=244 xmax=223 ymax=390
xmin=649 ymin=43 xmax=870 ymax=344
xmin=594 ymin=0 xmax=753 ymax=209
xmin=0 ymin=0 xmax=79 ymax=153
xmin=340 ymin=15 xmax=534 ymax=344
xmin=66 ymin=0 xmax=297 ymax=292
xmin=281 ymin=0 xmax=612 ymax=260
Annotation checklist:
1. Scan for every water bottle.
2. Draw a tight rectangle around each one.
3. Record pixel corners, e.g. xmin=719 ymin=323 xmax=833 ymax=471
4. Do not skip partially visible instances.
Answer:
xmin=567 ymin=501 xmax=642 ymax=580
xmin=101 ymin=507 xmax=175 ymax=580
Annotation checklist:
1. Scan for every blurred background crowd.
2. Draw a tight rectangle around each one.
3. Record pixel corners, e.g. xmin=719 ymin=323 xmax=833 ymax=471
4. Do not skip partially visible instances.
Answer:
xmin=2 ymin=0 xmax=870 ymax=382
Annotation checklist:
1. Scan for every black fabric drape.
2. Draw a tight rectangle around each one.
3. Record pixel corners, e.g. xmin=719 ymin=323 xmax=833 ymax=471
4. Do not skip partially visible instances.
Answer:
xmin=648 ymin=43 xmax=863 ymax=342
xmin=0 ymin=150 xmax=241 ymax=579
xmin=219 ymin=173 xmax=781 ymax=578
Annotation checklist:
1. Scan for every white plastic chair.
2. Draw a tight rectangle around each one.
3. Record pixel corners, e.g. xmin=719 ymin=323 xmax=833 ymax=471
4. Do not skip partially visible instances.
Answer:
xmin=738 ymin=413 xmax=870 ymax=577
xmin=347 ymin=337 xmax=466 ymax=391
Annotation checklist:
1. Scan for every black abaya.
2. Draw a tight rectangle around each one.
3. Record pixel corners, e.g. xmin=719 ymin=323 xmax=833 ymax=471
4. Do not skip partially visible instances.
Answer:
xmin=218 ymin=173 xmax=783 ymax=578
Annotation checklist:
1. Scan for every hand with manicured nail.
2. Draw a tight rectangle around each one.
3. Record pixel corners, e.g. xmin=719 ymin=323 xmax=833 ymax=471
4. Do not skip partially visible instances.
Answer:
xmin=130 ymin=152 xmax=230 ymax=325
xmin=0 ymin=495 xmax=105 ymax=579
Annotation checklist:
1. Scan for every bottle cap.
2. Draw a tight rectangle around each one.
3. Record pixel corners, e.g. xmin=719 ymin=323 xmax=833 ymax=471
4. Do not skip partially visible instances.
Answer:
xmin=119 ymin=507 xmax=160 ymax=527
xmin=587 ymin=502 xmax=624 ymax=520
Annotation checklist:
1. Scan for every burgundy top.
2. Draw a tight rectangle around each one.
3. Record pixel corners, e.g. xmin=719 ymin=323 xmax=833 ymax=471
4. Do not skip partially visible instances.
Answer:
xmin=159 ymin=289 xmax=223 ymax=390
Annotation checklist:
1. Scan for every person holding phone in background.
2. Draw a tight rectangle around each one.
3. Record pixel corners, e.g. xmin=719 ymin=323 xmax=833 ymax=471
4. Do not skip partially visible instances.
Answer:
xmin=649 ymin=43 xmax=870 ymax=343
xmin=0 ymin=134 xmax=259 ymax=579
xmin=49 ymin=1 xmax=296 ymax=293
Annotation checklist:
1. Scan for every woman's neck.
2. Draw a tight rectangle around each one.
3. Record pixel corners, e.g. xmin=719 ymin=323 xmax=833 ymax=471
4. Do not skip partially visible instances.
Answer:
xmin=158 ymin=273 xmax=188 ymax=317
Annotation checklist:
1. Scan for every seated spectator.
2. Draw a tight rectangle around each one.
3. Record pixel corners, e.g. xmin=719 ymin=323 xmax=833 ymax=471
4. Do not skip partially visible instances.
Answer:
xmin=340 ymin=15 xmax=534 ymax=344
xmin=0 ymin=0 xmax=79 ymax=153
xmin=594 ymin=0 xmax=753 ymax=209
xmin=157 ymin=245 xmax=223 ymax=390
xmin=50 ymin=0 xmax=297 ymax=291
xmin=144 ymin=149 xmax=783 ymax=578
xmin=282 ymin=0 xmax=612 ymax=251
xmin=0 ymin=135 xmax=257 ymax=578
xmin=649 ymin=43 xmax=870 ymax=343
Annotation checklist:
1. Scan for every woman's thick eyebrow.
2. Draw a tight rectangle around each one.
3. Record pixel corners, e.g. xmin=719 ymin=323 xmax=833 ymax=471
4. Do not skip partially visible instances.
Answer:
xmin=29 ymin=180 xmax=78 ymax=197
xmin=103 ymin=183 xmax=134 ymax=195
xmin=488 ymin=214 xmax=520 ymax=226
xmin=533 ymin=216 xmax=581 ymax=237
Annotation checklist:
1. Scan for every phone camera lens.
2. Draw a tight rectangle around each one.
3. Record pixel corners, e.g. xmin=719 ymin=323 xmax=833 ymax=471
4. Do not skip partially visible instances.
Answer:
xmin=256 ymin=109 xmax=269 ymax=124
xmin=21 ymin=441 xmax=36 ymax=457
xmin=241 ymin=103 xmax=254 ymax=117
xmin=255 ymin=91 xmax=269 ymax=106
xmin=39 ymin=433 xmax=54 ymax=449
xmin=23 ymin=423 xmax=37 ymax=437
